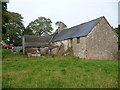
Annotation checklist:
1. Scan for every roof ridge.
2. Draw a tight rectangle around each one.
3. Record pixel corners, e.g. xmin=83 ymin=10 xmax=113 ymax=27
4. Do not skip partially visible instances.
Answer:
xmin=24 ymin=35 xmax=51 ymax=37
xmin=66 ymin=16 xmax=104 ymax=30
xmin=51 ymin=16 xmax=105 ymax=42
xmin=24 ymin=35 xmax=40 ymax=37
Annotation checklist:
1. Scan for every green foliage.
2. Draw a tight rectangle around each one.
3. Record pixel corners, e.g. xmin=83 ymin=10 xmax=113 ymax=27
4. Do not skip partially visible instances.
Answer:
xmin=23 ymin=29 xmax=34 ymax=35
xmin=55 ymin=21 xmax=67 ymax=32
xmin=2 ymin=49 xmax=27 ymax=60
xmin=2 ymin=3 xmax=25 ymax=46
xmin=2 ymin=2 xmax=9 ymax=35
xmin=2 ymin=49 xmax=118 ymax=88
xmin=114 ymin=25 xmax=120 ymax=49
xmin=26 ymin=17 xmax=53 ymax=35
xmin=2 ymin=2 xmax=7 ymax=11
xmin=2 ymin=11 xmax=25 ymax=46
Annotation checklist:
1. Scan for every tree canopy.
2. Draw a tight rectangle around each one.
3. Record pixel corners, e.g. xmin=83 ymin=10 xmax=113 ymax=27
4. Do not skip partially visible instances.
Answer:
xmin=2 ymin=2 xmax=9 ymax=35
xmin=2 ymin=3 xmax=26 ymax=46
xmin=26 ymin=17 xmax=53 ymax=36
xmin=55 ymin=21 xmax=67 ymax=32
xmin=2 ymin=3 xmax=68 ymax=46
xmin=2 ymin=11 xmax=25 ymax=45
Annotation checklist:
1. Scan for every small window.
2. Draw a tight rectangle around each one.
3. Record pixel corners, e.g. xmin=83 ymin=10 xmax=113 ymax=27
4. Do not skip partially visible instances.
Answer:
xmin=70 ymin=38 xmax=72 ymax=47
xmin=70 ymin=38 xmax=72 ymax=44
xmin=77 ymin=37 xmax=80 ymax=43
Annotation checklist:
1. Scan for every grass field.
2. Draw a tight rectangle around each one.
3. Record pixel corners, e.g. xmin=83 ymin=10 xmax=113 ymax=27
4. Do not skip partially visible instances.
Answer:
xmin=2 ymin=49 xmax=118 ymax=88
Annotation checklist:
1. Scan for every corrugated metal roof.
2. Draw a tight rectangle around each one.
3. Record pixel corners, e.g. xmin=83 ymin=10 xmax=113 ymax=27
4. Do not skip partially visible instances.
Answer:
xmin=25 ymin=43 xmax=49 ymax=48
xmin=24 ymin=35 xmax=52 ymax=42
xmin=24 ymin=35 xmax=52 ymax=48
xmin=51 ymin=17 xmax=101 ymax=42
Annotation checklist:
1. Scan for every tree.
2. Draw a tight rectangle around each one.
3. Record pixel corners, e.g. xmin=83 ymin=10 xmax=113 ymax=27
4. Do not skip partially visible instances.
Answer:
xmin=23 ymin=29 xmax=34 ymax=35
xmin=2 ymin=11 xmax=25 ymax=46
xmin=55 ymin=21 xmax=67 ymax=32
xmin=2 ymin=2 xmax=10 ymax=35
xmin=114 ymin=25 xmax=120 ymax=49
xmin=26 ymin=17 xmax=53 ymax=35
xmin=2 ymin=2 xmax=25 ymax=46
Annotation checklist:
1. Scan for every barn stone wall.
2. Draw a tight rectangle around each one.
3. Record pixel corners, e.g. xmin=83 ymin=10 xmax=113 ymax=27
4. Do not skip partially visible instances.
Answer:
xmin=86 ymin=17 xmax=118 ymax=60
xmin=61 ymin=40 xmax=69 ymax=51
xmin=51 ymin=40 xmax=68 ymax=55
xmin=50 ymin=17 xmax=118 ymax=60
xmin=51 ymin=37 xmax=87 ymax=58
xmin=51 ymin=47 xmax=59 ymax=55
xmin=72 ymin=37 xmax=87 ymax=58
xmin=51 ymin=39 xmax=74 ymax=55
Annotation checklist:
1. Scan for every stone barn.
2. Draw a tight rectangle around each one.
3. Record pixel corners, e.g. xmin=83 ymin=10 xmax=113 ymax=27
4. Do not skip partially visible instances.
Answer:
xmin=22 ymin=35 xmax=52 ymax=56
xmin=50 ymin=16 xmax=118 ymax=60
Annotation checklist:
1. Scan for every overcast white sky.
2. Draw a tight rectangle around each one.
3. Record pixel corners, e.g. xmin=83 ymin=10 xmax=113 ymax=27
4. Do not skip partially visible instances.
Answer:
xmin=118 ymin=1 xmax=120 ymax=25
xmin=7 ymin=0 xmax=119 ymax=31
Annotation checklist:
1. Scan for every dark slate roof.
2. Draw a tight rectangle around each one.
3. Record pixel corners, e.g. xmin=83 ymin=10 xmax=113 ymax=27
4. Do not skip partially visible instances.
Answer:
xmin=51 ymin=17 xmax=101 ymax=42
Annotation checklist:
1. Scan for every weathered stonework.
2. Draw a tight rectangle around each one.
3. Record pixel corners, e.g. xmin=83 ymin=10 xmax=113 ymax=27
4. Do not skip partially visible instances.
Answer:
xmin=51 ymin=40 xmax=68 ymax=55
xmin=86 ymin=17 xmax=118 ymax=60
xmin=51 ymin=17 xmax=118 ymax=60
xmin=51 ymin=37 xmax=87 ymax=58
xmin=72 ymin=37 xmax=87 ymax=58
xmin=23 ymin=17 xmax=118 ymax=60
xmin=51 ymin=47 xmax=59 ymax=55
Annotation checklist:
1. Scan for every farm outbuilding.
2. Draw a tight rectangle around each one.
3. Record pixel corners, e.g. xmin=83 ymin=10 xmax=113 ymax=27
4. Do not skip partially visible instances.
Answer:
xmin=22 ymin=35 xmax=52 ymax=56
xmin=22 ymin=16 xmax=118 ymax=60
xmin=50 ymin=16 xmax=118 ymax=60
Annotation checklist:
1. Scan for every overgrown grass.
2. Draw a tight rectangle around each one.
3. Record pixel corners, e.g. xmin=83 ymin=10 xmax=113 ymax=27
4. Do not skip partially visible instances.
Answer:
xmin=2 ymin=49 xmax=118 ymax=88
